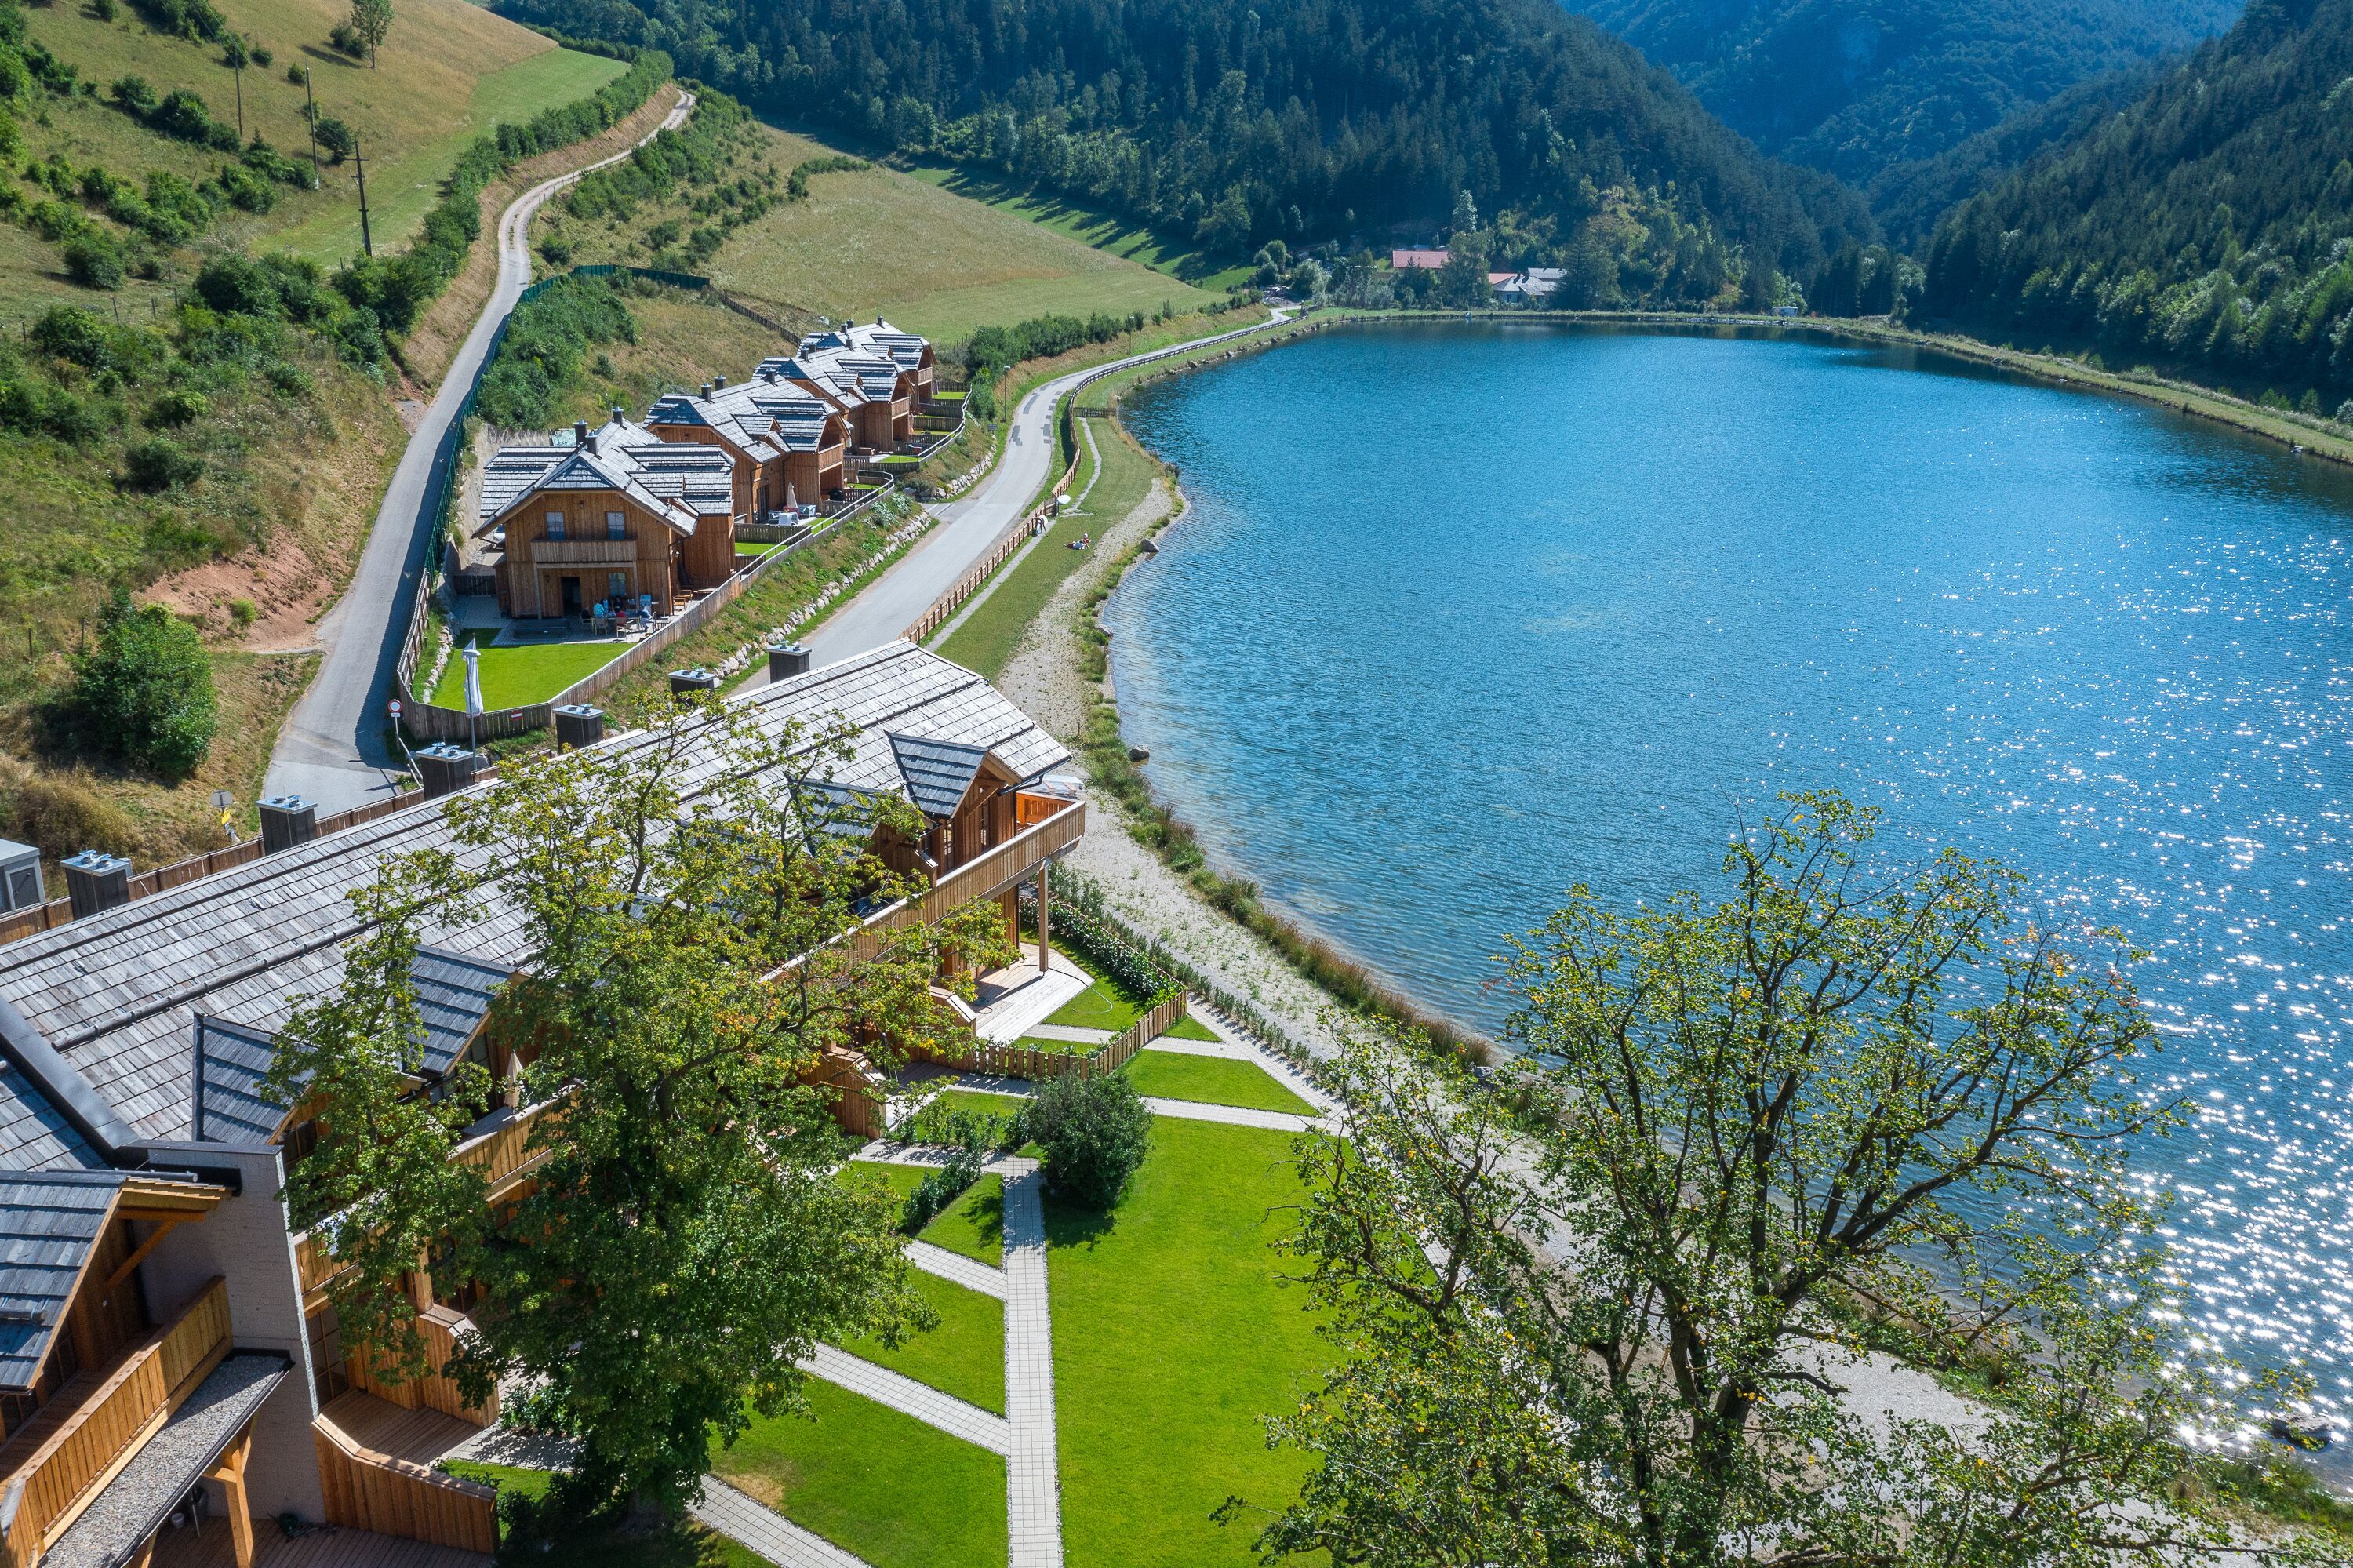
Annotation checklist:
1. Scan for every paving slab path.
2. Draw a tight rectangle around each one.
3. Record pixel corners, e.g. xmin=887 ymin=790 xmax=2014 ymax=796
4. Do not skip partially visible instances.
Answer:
xmin=692 ymin=1475 xmax=875 ymax=1568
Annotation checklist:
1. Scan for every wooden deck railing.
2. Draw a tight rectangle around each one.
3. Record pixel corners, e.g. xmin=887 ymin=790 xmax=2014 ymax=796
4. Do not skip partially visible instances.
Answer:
xmin=924 ymin=992 xmax=1188 ymax=1084
xmin=314 ymin=1411 xmax=496 ymax=1554
xmin=0 ymin=1277 xmax=231 ymax=1568
xmin=838 ymin=801 xmax=1083 ymax=967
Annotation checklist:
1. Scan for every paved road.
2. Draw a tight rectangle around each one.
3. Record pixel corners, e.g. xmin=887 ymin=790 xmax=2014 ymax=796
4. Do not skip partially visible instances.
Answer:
xmin=263 ymin=90 xmax=696 ymax=814
xmin=746 ymin=310 xmax=1291 ymax=685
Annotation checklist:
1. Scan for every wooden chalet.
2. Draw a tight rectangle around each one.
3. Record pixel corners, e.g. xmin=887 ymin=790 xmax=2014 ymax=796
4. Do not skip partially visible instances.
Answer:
xmin=0 ymin=644 xmax=1082 ymax=1566
xmin=475 ymin=416 xmax=737 ymax=620
xmin=757 ymin=330 xmax=919 ymax=453
xmin=643 ymin=374 xmax=850 ymax=518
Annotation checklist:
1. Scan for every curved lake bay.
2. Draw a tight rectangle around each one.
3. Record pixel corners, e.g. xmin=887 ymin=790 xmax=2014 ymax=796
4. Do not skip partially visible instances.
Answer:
xmin=1107 ymin=322 xmax=2353 ymax=1439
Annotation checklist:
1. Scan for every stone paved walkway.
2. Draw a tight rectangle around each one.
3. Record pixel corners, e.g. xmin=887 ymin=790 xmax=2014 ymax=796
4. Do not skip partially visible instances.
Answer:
xmin=693 ymin=1475 xmax=875 ymax=1568
xmin=802 ymin=1343 xmax=1012 ymax=1452
xmin=907 ymin=1239 xmax=1006 ymax=1297
xmin=998 ymin=1158 xmax=1064 ymax=1568
xmin=1141 ymin=1095 xmax=1325 ymax=1133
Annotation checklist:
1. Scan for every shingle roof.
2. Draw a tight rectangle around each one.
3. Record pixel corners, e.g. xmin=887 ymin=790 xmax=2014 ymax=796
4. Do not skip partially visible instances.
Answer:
xmin=411 ymin=947 xmax=510 ymax=1076
xmin=476 ymin=417 xmax=734 ymax=536
xmin=0 ymin=643 xmax=1068 ymax=1164
xmin=887 ymin=733 xmax=988 ymax=819
xmin=0 ymin=1170 xmax=122 ymax=1388
xmin=190 ymin=1016 xmax=282 ymax=1148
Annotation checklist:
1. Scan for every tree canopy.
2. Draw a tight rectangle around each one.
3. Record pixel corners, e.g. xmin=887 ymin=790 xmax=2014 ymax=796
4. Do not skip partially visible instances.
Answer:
xmin=273 ymin=700 xmax=1013 ymax=1512
xmin=1244 ymin=793 xmax=2331 ymax=1568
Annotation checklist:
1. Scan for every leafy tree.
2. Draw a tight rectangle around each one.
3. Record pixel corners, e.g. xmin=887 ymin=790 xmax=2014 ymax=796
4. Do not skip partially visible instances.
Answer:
xmin=1195 ymin=184 xmax=1251 ymax=254
xmin=66 ymin=587 xmax=217 ymax=779
xmin=347 ymin=0 xmax=390 ymax=66
xmin=1246 ymin=792 xmax=2331 ymax=1568
xmin=273 ymin=702 xmax=1016 ymax=1514
xmin=1019 ymin=1070 xmax=1151 ymax=1207
xmin=311 ymin=115 xmax=355 ymax=163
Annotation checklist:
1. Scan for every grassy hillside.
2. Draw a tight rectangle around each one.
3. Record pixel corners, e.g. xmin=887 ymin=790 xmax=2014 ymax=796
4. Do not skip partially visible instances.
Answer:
xmin=17 ymin=0 xmax=613 ymax=275
xmin=561 ymin=118 xmax=1217 ymax=345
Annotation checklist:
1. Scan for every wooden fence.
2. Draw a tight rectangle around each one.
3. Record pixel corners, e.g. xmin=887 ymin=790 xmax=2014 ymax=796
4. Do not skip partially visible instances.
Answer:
xmin=0 ymin=1278 xmax=231 ymax=1568
xmin=926 ymin=991 xmax=1187 ymax=1083
xmin=313 ymin=1413 xmax=498 ymax=1554
xmin=0 ymin=789 xmax=424 ymax=950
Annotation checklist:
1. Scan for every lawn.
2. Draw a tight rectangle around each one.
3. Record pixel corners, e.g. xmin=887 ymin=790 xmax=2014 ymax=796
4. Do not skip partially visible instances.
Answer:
xmin=1164 ymin=1013 xmax=1221 ymax=1042
xmin=424 ymin=633 xmax=627 ymax=709
xmin=841 ymin=1159 xmax=1006 ymax=1266
xmin=691 ymin=120 xmax=1217 ymax=344
xmin=841 ymin=1269 xmax=1005 ymax=1413
xmin=439 ymin=1461 xmax=767 ymax=1567
xmin=1120 ymin=1050 xmax=1315 ymax=1117
xmin=934 ymin=418 xmax=1160 ymax=679
xmin=899 ymin=164 xmax=1255 ymax=292
xmin=1049 ymin=1118 xmax=1329 ymax=1567
xmin=1045 ymin=956 xmax=1151 ymax=1033
xmin=715 ymin=1379 xmax=1009 ymax=1568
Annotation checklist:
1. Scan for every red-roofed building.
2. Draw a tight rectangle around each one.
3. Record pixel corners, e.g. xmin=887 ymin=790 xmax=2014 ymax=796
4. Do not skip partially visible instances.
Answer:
xmin=1391 ymin=248 xmax=1449 ymax=270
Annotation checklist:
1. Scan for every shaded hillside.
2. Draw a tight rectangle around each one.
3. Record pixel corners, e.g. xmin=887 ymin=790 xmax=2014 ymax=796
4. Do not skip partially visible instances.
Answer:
xmin=1565 ymin=0 xmax=2234 ymax=184
xmin=1922 ymin=0 xmax=2353 ymax=404
xmin=495 ymin=0 xmax=1872 ymax=306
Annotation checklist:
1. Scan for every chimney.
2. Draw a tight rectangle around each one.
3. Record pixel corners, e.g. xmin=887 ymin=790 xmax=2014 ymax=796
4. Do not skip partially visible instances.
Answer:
xmin=256 ymin=795 xmax=317 ymax=855
xmin=611 ymin=406 xmax=624 ymax=427
xmin=415 ymin=743 xmax=482 ymax=799
xmin=61 ymin=851 xmax=131 ymax=921
xmin=700 ymin=382 xmax=713 ymax=399
xmin=767 ymin=642 xmax=812 ymax=683
xmin=553 ymin=704 xmax=606 ymax=750
xmin=714 ymin=374 xmax=726 ymax=390
xmin=668 ymin=668 xmax=722 ymax=698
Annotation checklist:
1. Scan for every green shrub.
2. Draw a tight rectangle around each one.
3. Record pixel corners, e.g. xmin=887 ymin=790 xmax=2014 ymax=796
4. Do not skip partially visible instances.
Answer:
xmin=475 ymin=274 xmax=634 ymax=427
xmin=901 ymin=1146 xmax=983 ymax=1231
xmin=227 ymin=597 xmax=256 ymax=628
xmin=312 ymin=115 xmax=353 ymax=163
xmin=145 ymin=388 xmax=207 ymax=426
xmin=1018 ymin=1071 xmax=1150 ymax=1208
xmin=122 ymin=434 xmax=199 ymax=489
xmin=64 ymin=588 xmax=218 ymax=780
xmin=62 ymin=235 xmax=122 ymax=289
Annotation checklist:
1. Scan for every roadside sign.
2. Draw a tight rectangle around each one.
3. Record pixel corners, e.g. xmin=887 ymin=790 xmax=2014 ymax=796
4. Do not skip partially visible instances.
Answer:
xmin=209 ymin=790 xmax=232 ymax=811
xmin=389 ymin=698 xmax=402 ymax=721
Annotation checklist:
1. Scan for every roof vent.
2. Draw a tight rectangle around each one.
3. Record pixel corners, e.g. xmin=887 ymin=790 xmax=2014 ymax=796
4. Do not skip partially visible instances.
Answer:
xmin=700 ymin=382 xmax=713 ymax=399
xmin=60 ymin=851 xmax=132 ymax=920
xmin=714 ymin=374 xmax=726 ymax=390
xmin=766 ymin=642 xmax=811 ymax=683
xmin=668 ymin=668 xmax=722 ymax=698
xmin=573 ymin=420 xmax=591 ymax=452
xmin=256 ymin=795 xmax=316 ymax=855
xmin=553 ymin=704 xmax=606 ymax=750
xmin=414 ymin=744 xmax=482 ymax=800
xmin=611 ymin=406 xmax=624 ymax=427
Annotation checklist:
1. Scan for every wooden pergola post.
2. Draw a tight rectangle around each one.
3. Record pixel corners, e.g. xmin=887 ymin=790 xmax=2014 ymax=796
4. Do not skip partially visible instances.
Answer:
xmin=205 ymin=1422 xmax=256 ymax=1568
xmin=1036 ymin=864 xmax=1049 ymax=973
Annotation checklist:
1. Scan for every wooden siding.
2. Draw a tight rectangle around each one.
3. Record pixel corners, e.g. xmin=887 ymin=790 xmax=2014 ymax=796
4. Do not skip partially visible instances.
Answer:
xmin=313 ymin=1410 xmax=496 ymax=1555
xmin=340 ymin=1308 xmax=496 ymax=1430
xmin=152 ymin=1513 xmax=489 ymax=1568
xmin=497 ymin=487 xmax=680 ymax=619
xmin=0 ymin=1277 xmax=231 ymax=1568
xmin=824 ymin=801 xmax=1085 ymax=972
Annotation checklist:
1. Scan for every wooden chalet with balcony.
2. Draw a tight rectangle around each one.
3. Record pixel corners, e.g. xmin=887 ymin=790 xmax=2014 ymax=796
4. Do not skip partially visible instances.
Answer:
xmin=642 ymin=374 xmax=850 ymax=518
xmin=837 ymin=319 xmax=936 ymax=404
xmin=475 ymin=416 xmax=738 ymax=620
xmin=0 ymin=642 xmax=1081 ymax=1565
xmin=757 ymin=333 xmax=918 ymax=453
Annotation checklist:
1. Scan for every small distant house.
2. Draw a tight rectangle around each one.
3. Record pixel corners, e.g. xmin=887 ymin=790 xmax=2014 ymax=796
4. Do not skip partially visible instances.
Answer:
xmin=476 ymin=415 xmax=737 ymax=620
xmin=762 ymin=321 xmax=926 ymax=451
xmin=646 ymin=373 xmax=852 ymax=519
xmin=1391 ymin=248 xmax=1449 ymax=271
xmin=839 ymin=318 xmax=937 ymax=403
xmin=1773 ymin=304 xmax=1800 ymax=318
xmin=1493 ymin=267 xmax=1565 ymax=304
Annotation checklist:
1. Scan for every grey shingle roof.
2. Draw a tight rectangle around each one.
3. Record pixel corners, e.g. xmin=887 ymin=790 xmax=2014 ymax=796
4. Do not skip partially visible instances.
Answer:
xmin=475 ymin=417 xmax=733 ymax=534
xmin=190 ymin=1016 xmax=282 ymax=1148
xmin=0 ymin=1170 xmax=122 ymax=1388
xmin=0 ymin=644 xmax=1068 ymax=1165
xmin=412 ymin=947 xmax=509 ymax=1076
xmin=888 ymin=733 xmax=988 ymax=820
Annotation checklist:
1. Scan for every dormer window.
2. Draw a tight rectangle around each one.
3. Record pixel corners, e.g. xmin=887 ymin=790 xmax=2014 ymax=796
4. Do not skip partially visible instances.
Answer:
xmin=545 ymin=510 xmax=566 ymax=540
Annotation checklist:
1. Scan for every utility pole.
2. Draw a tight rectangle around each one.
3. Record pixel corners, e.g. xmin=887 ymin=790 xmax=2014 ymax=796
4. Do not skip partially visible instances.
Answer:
xmin=304 ymin=71 xmax=319 ymax=183
xmin=231 ymin=50 xmax=242 ymax=141
xmin=355 ymin=137 xmax=373 ymax=256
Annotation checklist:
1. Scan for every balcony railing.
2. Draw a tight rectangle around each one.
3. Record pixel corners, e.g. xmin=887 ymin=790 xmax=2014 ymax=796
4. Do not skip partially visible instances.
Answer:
xmin=834 ymin=799 xmax=1083 ymax=968
xmin=0 ymin=1277 xmax=231 ymax=1568
xmin=531 ymin=538 xmax=637 ymax=565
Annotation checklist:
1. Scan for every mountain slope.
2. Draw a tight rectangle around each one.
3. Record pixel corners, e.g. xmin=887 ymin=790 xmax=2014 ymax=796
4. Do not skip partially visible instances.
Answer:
xmin=1921 ymin=0 xmax=2353 ymax=402
xmin=494 ymin=0 xmax=1871 ymax=306
xmin=1562 ymin=0 xmax=2235 ymax=184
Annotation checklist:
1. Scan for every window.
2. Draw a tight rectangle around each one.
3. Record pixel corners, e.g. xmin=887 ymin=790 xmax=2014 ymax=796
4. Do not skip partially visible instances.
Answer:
xmin=545 ymin=509 xmax=566 ymax=541
xmin=606 ymin=511 xmax=626 ymax=540
xmin=609 ymin=573 xmax=629 ymax=600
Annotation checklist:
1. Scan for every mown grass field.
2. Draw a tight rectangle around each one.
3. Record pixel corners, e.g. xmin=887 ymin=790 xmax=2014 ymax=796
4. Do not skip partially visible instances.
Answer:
xmin=685 ymin=121 xmax=1218 ymax=345
xmin=440 ymin=1462 xmax=766 ymax=1568
xmin=900 ymin=163 xmax=1254 ymax=293
xmin=424 ymin=634 xmax=623 ymax=709
xmin=842 ymin=1268 xmax=1005 ymax=1414
xmin=1119 ymin=1050 xmax=1316 ymax=1115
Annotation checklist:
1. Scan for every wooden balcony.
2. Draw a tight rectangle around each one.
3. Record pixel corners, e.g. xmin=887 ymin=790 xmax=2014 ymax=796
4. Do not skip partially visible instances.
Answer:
xmin=833 ymin=799 xmax=1084 ymax=969
xmin=0 ymin=1277 xmax=231 ymax=1568
xmin=529 ymin=538 xmax=636 ymax=566
xmin=313 ymin=1399 xmax=496 ymax=1555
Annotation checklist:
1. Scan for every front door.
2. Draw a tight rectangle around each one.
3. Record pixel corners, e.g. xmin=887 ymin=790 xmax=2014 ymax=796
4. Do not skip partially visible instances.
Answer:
xmin=559 ymin=576 xmax=582 ymax=616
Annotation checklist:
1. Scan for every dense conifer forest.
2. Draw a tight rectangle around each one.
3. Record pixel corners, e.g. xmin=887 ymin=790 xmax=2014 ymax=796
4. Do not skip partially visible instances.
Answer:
xmin=493 ymin=0 xmax=1871 ymax=307
xmin=1561 ymin=0 xmax=2233 ymax=184
xmin=1921 ymin=0 xmax=2353 ymax=404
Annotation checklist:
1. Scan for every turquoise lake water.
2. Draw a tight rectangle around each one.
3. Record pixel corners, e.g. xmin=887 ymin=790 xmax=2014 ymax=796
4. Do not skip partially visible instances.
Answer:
xmin=1107 ymin=321 xmax=2353 ymax=1439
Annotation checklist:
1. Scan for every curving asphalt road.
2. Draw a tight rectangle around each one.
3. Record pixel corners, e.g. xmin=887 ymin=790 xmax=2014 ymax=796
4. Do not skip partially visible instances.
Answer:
xmin=744 ymin=308 xmax=1293 ymax=686
xmin=263 ymin=90 xmax=696 ymax=814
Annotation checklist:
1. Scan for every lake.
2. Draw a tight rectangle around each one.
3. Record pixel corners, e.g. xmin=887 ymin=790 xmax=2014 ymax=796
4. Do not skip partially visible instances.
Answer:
xmin=1107 ymin=321 xmax=2353 ymax=1446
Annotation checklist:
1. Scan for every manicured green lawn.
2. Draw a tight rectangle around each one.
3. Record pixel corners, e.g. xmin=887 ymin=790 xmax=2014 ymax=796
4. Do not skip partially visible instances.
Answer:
xmin=840 ymin=1159 xmax=929 ymax=1206
xmin=936 ymin=1089 xmax=1031 ymax=1119
xmin=841 ymin=1269 xmax=1005 ymax=1413
xmin=1164 ymin=1013 xmax=1221 ymax=1042
xmin=1121 ymin=1050 xmax=1315 ymax=1116
xmin=440 ymin=1461 xmax=766 ymax=1567
xmin=1014 ymin=1035 xmax=1102 ymax=1057
xmin=716 ymin=1380 xmax=1009 ymax=1568
xmin=1049 ymin=1119 xmax=1329 ymax=1567
xmin=922 ymin=1173 xmax=1006 ymax=1266
xmin=424 ymin=634 xmax=627 ymax=709
xmin=1044 ymin=955 xmax=1151 ymax=1033
xmin=934 ymin=419 xmax=1159 ymax=680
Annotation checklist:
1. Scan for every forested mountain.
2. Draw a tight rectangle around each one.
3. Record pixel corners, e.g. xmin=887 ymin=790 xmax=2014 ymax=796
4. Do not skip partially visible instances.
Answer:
xmin=1560 ymin=0 xmax=2235 ymax=184
xmin=495 ymin=0 xmax=1871 ymax=308
xmin=1922 ymin=0 xmax=2353 ymax=404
